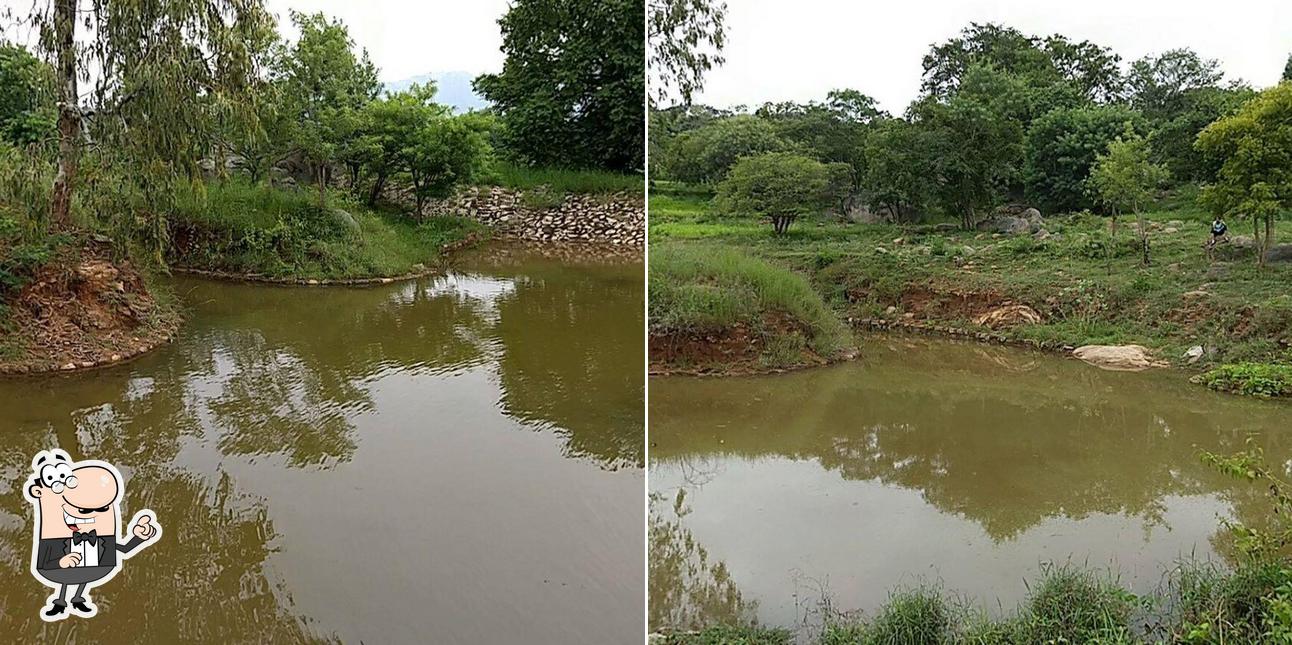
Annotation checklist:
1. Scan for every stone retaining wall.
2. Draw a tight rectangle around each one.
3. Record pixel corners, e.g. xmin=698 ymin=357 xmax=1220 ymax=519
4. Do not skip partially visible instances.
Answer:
xmin=424 ymin=186 xmax=644 ymax=247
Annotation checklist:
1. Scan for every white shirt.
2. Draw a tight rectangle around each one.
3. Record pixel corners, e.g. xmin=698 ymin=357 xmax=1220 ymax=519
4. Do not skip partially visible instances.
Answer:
xmin=69 ymin=534 xmax=100 ymax=567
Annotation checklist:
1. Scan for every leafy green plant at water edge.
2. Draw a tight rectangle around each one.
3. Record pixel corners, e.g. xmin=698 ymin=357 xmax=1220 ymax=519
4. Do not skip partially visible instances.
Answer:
xmin=1194 ymin=363 xmax=1292 ymax=398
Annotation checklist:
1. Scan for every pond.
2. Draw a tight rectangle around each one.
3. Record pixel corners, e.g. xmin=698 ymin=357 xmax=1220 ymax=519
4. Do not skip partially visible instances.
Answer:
xmin=649 ymin=335 xmax=1292 ymax=634
xmin=0 ymin=245 xmax=644 ymax=643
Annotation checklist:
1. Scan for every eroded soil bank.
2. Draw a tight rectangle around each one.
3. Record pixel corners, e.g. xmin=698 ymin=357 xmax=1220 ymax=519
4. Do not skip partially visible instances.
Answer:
xmin=0 ymin=241 xmax=180 ymax=375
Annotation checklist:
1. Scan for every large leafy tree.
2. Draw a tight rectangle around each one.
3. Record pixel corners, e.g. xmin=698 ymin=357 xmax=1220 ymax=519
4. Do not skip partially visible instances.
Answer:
xmin=916 ymin=65 xmax=1026 ymax=230
xmin=658 ymin=115 xmax=786 ymax=184
xmin=0 ymin=43 xmax=54 ymax=146
xmin=648 ymin=0 xmax=726 ymax=106
xmin=274 ymin=11 xmax=380 ymax=206
xmin=1127 ymin=48 xmax=1224 ymax=121
xmin=716 ymin=152 xmax=829 ymax=235
xmin=920 ymin=23 xmax=1122 ymax=105
xmin=475 ymin=0 xmax=644 ymax=172
xmin=1284 ymin=53 xmax=1291 ymax=82
xmin=861 ymin=118 xmax=938 ymax=221
xmin=1196 ymin=84 xmax=1292 ymax=267
xmin=755 ymin=89 xmax=885 ymax=186
xmin=1024 ymin=105 xmax=1142 ymax=213
xmin=404 ymin=114 xmax=489 ymax=215
xmin=1088 ymin=129 xmax=1170 ymax=264
xmin=1147 ymin=85 xmax=1254 ymax=182
xmin=19 ymin=0 xmax=275 ymax=246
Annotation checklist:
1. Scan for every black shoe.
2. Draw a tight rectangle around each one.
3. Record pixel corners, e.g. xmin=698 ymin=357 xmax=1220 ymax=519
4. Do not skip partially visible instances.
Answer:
xmin=44 ymin=603 xmax=66 ymax=617
xmin=71 ymin=601 xmax=93 ymax=614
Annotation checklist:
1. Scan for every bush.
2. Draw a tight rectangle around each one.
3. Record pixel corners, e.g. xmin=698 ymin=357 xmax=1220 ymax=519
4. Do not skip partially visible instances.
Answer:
xmin=716 ymin=153 xmax=831 ymax=234
xmin=1193 ymin=363 xmax=1292 ymax=398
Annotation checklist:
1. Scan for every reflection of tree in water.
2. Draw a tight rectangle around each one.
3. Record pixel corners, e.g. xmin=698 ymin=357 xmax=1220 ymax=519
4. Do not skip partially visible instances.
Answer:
xmin=651 ymin=337 xmax=1292 ymax=541
xmin=649 ymin=491 xmax=758 ymax=632
xmin=492 ymin=263 xmax=645 ymax=469
xmin=175 ymin=277 xmax=493 ymax=468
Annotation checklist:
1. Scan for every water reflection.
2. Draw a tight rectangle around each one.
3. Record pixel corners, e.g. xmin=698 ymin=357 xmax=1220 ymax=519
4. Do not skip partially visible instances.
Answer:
xmin=649 ymin=336 xmax=1292 ymax=630
xmin=0 ymin=245 xmax=644 ymax=642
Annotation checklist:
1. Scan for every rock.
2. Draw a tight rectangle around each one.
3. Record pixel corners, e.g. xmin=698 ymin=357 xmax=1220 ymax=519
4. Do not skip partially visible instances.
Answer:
xmin=884 ymin=306 xmax=897 ymax=316
xmin=1264 ymin=244 xmax=1292 ymax=264
xmin=1072 ymin=345 xmax=1165 ymax=371
xmin=976 ymin=216 xmax=1032 ymax=235
xmin=1164 ymin=227 xmax=1178 ymax=234
xmin=1183 ymin=345 xmax=1205 ymax=364
xmin=1182 ymin=290 xmax=1210 ymax=299
xmin=973 ymin=305 xmax=1043 ymax=329
xmin=329 ymin=208 xmax=362 ymax=236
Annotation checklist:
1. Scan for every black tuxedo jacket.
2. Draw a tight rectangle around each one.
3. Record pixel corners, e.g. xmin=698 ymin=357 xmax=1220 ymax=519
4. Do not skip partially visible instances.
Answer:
xmin=35 ymin=533 xmax=144 ymax=571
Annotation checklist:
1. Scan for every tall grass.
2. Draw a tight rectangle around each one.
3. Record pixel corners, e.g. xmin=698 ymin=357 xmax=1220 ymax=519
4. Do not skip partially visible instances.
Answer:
xmin=167 ymin=180 xmax=482 ymax=279
xmin=649 ymin=244 xmax=851 ymax=365
xmin=481 ymin=162 xmax=643 ymax=195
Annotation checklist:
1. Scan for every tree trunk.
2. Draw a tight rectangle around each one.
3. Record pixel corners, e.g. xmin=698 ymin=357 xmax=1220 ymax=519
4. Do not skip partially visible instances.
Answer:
xmin=316 ymin=163 xmax=327 ymax=208
xmin=1136 ymin=206 xmax=1150 ymax=266
xmin=1255 ymin=216 xmax=1265 ymax=267
xmin=367 ymin=173 xmax=386 ymax=208
xmin=49 ymin=0 xmax=79 ymax=230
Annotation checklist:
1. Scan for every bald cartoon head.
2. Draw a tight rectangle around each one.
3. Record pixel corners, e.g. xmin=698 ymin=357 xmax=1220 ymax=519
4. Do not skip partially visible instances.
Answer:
xmin=25 ymin=450 xmax=123 ymax=540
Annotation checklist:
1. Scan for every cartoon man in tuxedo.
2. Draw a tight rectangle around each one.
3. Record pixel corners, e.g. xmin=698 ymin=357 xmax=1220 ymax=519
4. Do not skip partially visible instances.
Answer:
xmin=23 ymin=449 xmax=161 ymax=620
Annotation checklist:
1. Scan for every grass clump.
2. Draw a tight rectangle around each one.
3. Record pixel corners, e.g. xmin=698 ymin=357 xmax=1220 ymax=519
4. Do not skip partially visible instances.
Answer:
xmin=649 ymin=243 xmax=852 ymax=370
xmin=167 ymin=180 xmax=483 ymax=280
xmin=482 ymin=162 xmax=642 ymax=195
xmin=1193 ymin=362 xmax=1292 ymax=398
xmin=1010 ymin=566 xmax=1137 ymax=644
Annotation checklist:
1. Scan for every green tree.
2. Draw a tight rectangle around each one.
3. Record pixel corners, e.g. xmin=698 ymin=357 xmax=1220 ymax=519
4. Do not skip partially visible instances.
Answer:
xmin=0 ymin=43 xmax=54 ymax=146
xmin=1283 ymin=54 xmax=1291 ymax=82
xmin=861 ymin=118 xmax=937 ymax=221
xmin=658 ymin=115 xmax=787 ymax=184
xmin=1087 ymin=129 xmax=1170 ymax=265
xmin=24 ymin=0 xmax=275 ymax=242
xmin=1127 ymin=48 xmax=1223 ymax=121
xmin=355 ymin=84 xmax=441 ymax=207
xmin=1024 ymin=105 xmax=1142 ymax=213
xmin=917 ymin=66 xmax=1026 ymax=230
xmin=275 ymin=11 xmax=380 ymax=206
xmin=822 ymin=162 xmax=854 ymax=214
xmin=475 ymin=0 xmax=644 ymax=171
xmin=755 ymin=90 xmax=884 ymax=186
xmin=715 ymin=152 xmax=829 ymax=234
xmin=1196 ymin=84 xmax=1292 ymax=267
xmin=1147 ymin=85 xmax=1255 ymax=182
xmin=404 ymin=114 xmax=489 ymax=215
xmin=648 ymin=0 xmax=726 ymax=106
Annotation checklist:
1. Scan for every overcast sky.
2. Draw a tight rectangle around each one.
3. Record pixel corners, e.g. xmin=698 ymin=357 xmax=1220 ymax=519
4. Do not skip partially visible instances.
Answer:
xmin=0 ymin=0 xmax=510 ymax=83
xmin=262 ymin=0 xmax=509 ymax=82
xmin=694 ymin=0 xmax=1292 ymax=114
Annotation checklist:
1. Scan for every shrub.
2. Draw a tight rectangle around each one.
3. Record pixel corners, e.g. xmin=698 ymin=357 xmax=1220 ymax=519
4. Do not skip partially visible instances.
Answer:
xmin=1193 ymin=363 xmax=1292 ymax=398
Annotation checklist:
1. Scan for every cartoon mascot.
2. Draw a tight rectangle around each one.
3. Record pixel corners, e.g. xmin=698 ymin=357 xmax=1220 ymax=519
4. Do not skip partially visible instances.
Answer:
xmin=22 ymin=449 xmax=160 ymax=620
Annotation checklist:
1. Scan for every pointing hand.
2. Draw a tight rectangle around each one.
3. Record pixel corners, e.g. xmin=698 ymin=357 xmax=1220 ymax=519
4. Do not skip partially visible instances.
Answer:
xmin=133 ymin=514 xmax=158 ymax=540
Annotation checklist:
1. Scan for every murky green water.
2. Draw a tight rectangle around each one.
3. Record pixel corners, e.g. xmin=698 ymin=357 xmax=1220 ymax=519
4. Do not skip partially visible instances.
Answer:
xmin=649 ymin=336 xmax=1292 ymax=632
xmin=0 ymin=245 xmax=643 ymax=643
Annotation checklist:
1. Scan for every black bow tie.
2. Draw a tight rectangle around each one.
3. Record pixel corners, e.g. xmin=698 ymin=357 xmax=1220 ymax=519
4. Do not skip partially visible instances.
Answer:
xmin=71 ymin=530 xmax=100 ymax=546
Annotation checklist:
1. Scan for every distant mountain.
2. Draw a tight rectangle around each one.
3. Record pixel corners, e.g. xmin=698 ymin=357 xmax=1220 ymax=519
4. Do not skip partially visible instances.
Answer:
xmin=382 ymin=71 xmax=490 ymax=113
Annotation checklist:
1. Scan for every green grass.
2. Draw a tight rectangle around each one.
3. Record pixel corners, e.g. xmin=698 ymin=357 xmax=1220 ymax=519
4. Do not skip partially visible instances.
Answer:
xmin=648 ymin=183 xmax=1292 ymax=388
xmin=481 ymin=162 xmax=643 ymax=195
xmin=649 ymin=243 xmax=852 ymax=369
xmin=1193 ymin=362 xmax=1292 ymax=398
xmin=167 ymin=180 xmax=484 ymax=280
xmin=682 ymin=562 xmax=1292 ymax=644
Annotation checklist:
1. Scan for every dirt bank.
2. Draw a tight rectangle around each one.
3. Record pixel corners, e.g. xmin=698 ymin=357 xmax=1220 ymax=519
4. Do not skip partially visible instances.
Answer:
xmin=1 ymin=242 xmax=181 ymax=375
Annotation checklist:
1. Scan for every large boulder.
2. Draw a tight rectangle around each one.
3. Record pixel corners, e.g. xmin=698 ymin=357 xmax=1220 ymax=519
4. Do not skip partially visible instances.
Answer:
xmin=1073 ymin=345 xmax=1165 ymax=371
xmin=1264 ymin=244 xmax=1292 ymax=264
xmin=976 ymin=216 xmax=1032 ymax=235
xmin=974 ymin=304 xmax=1043 ymax=329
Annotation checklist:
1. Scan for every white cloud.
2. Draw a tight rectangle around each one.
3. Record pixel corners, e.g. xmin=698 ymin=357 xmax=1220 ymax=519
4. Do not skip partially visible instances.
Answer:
xmin=693 ymin=0 xmax=1292 ymax=113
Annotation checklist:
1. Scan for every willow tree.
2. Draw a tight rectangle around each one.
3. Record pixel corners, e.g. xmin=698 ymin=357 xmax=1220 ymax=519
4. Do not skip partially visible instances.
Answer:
xmin=22 ymin=0 xmax=274 ymax=248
